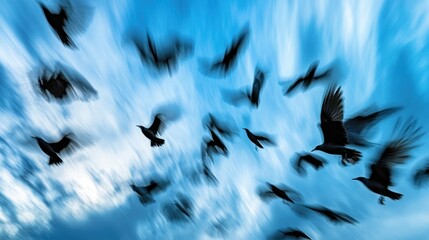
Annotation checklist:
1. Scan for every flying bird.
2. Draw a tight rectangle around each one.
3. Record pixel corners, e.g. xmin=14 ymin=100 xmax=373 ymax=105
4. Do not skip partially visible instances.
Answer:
xmin=39 ymin=1 xmax=93 ymax=48
xmin=200 ymin=25 xmax=250 ymax=76
xmin=243 ymin=128 xmax=275 ymax=149
xmin=293 ymin=153 xmax=327 ymax=176
xmin=204 ymin=128 xmax=229 ymax=158
xmin=223 ymin=67 xmax=266 ymax=108
xmin=203 ymin=113 xmax=237 ymax=138
xmin=130 ymin=179 xmax=170 ymax=205
xmin=137 ymin=114 xmax=167 ymax=147
xmin=32 ymin=134 xmax=78 ymax=166
xmin=202 ymin=163 xmax=218 ymax=185
xmin=284 ymin=61 xmax=332 ymax=95
xmin=312 ymin=86 xmax=362 ymax=165
xmin=301 ymin=204 xmax=358 ymax=224
xmin=164 ymin=194 xmax=194 ymax=222
xmin=278 ymin=228 xmax=311 ymax=239
xmin=353 ymin=119 xmax=423 ymax=204
xmin=134 ymin=33 xmax=193 ymax=75
xmin=258 ymin=182 xmax=302 ymax=204
xmin=412 ymin=158 xmax=429 ymax=188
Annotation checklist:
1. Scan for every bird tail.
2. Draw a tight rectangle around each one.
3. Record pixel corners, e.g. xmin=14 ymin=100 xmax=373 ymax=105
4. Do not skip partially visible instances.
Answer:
xmin=386 ymin=190 xmax=402 ymax=200
xmin=48 ymin=154 xmax=64 ymax=166
xmin=341 ymin=148 xmax=362 ymax=165
xmin=151 ymin=137 xmax=165 ymax=147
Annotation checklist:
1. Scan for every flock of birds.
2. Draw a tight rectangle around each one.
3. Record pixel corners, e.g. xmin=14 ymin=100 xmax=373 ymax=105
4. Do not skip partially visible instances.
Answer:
xmin=11 ymin=1 xmax=429 ymax=239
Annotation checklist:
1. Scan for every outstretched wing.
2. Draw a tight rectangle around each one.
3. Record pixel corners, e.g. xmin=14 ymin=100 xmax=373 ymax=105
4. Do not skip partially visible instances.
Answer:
xmin=48 ymin=134 xmax=78 ymax=154
xmin=149 ymin=114 xmax=164 ymax=134
xmin=320 ymin=86 xmax=348 ymax=145
xmin=369 ymin=119 xmax=422 ymax=187
xmin=345 ymin=107 xmax=400 ymax=135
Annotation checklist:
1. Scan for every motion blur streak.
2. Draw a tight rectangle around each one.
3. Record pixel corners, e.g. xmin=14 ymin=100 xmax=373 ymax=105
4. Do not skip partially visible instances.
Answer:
xmin=0 ymin=0 xmax=429 ymax=239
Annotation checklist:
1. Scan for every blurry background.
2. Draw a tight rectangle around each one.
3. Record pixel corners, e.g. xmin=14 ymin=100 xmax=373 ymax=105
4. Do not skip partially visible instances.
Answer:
xmin=1 ymin=0 xmax=429 ymax=239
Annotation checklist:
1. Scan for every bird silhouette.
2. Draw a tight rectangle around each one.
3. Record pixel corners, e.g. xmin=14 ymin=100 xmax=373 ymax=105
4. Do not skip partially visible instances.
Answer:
xmin=36 ymin=65 xmax=98 ymax=103
xmin=164 ymin=194 xmax=193 ymax=222
xmin=137 ymin=114 xmax=167 ymax=147
xmin=412 ymin=158 xmax=429 ymax=188
xmin=32 ymin=134 xmax=77 ymax=166
xmin=284 ymin=61 xmax=332 ymax=95
xmin=130 ymin=179 xmax=170 ymax=205
xmin=205 ymin=128 xmax=229 ymax=158
xmin=293 ymin=153 xmax=327 ymax=176
xmin=40 ymin=1 xmax=93 ymax=48
xmin=223 ymin=67 xmax=266 ymax=108
xmin=353 ymin=119 xmax=422 ymax=204
xmin=134 ymin=33 xmax=193 ymax=75
xmin=203 ymin=113 xmax=237 ymax=138
xmin=202 ymin=163 xmax=218 ymax=184
xmin=301 ymin=204 xmax=358 ymax=224
xmin=278 ymin=228 xmax=311 ymax=239
xmin=243 ymin=128 xmax=275 ymax=149
xmin=258 ymin=182 xmax=302 ymax=204
xmin=312 ymin=86 xmax=362 ymax=165
xmin=200 ymin=25 xmax=250 ymax=76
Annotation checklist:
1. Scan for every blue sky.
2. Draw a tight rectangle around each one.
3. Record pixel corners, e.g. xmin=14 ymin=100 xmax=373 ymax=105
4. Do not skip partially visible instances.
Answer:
xmin=1 ymin=0 xmax=429 ymax=239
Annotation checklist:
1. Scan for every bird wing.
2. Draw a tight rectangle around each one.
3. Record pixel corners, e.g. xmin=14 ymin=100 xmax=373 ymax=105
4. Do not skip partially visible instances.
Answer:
xmin=285 ymin=77 xmax=304 ymax=95
xmin=345 ymin=107 xmax=400 ymax=135
xmin=148 ymin=114 xmax=164 ymax=134
xmin=146 ymin=33 xmax=158 ymax=62
xmin=250 ymin=69 xmax=265 ymax=100
xmin=413 ymin=163 xmax=429 ymax=187
xmin=369 ymin=119 xmax=422 ymax=187
xmin=320 ymin=86 xmax=348 ymax=145
xmin=313 ymin=68 xmax=332 ymax=80
xmin=48 ymin=134 xmax=77 ymax=154
xmin=304 ymin=61 xmax=319 ymax=79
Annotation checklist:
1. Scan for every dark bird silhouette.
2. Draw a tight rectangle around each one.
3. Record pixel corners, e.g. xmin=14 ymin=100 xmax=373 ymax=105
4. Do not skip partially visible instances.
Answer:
xmin=200 ymin=25 xmax=250 ymax=76
xmin=203 ymin=113 xmax=237 ymax=138
xmin=164 ymin=194 xmax=193 ymax=222
xmin=345 ymin=107 xmax=400 ymax=147
xmin=312 ymin=86 xmax=362 ymax=165
xmin=258 ymin=182 xmax=302 ymax=204
xmin=202 ymin=163 xmax=218 ymax=184
xmin=284 ymin=61 xmax=332 ymax=95
xmin=353 ymin=119 xmax=422 ymax=204
xmin=301 ymin=204 xmax=358 ymax=224
xmin=293 ymin=153 xmax=327 ymax=176
xmin=223 ymin=68 xmax=266 ymax=108
xmin=278 ymin=228 xmax=311 ymax=239
xmin=243 ymin=128 xmax=275 ymax=149
xmin=39 ymin=1 xmax=93 ymax=48
xmin=32 ymin=134 xmax=77 ymax=166
xmin=412 ymin=158 xmax=429 ymax=188
xmin=130 ymin=179 xmax=170 ymax=205
xmin=205 ymin=128 xmax=229 ymax=158
xmin=137 ymin=114 xmax=166 ymax=147
xmin=133 ymin=33 xmax=193 ymax=75
xmin=36 ymin=65 xmax=98 ymax=103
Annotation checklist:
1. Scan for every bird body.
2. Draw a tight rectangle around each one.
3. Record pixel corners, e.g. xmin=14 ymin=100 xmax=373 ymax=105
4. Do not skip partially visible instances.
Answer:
xmin=243 ymin=128 xmax=273 ymax=149
xmin=33 ymin=135 xmax=76 ymax=166
xmin=137 ymin=114 xmax=165 ymax=147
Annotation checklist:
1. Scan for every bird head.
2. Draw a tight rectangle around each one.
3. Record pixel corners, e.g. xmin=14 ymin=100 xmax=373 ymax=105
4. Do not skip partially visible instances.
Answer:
xmin=352 ymin=177 xmax=365 ymax=182
xmin=311 ymin=145 xmax=322 ymax=152
xmin=242 ymin=128 xmax=249 ymax=132
xmin=136 ymin=125 xmax=144 ymax=130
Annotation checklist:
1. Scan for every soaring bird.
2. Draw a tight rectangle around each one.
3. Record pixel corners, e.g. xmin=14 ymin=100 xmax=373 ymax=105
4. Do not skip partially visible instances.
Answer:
xmin=223 ymin=68 xmax=266 ymax=108
xmin=200 ymin=25 xmax=250 ymax=76
xmin=137 ymin=114 xmax=167 ymax=147
xmin=412 ymin=158 xmax=429 ymax=188
xmin=312 ymin=86 xmax=362 ymax=165
xmin=203 ymin=113 xmax=237 ymax=138
xmin=353 ymin=119 xmax=422 ymax=204
xmin=164 ymin=194 xmax=193 ymax=222
xmin=32 ymin=134 xmax=77 ymax=166
xmin=284 ymin=61 xmax=332 ymax=95
xmin=130 ymin=179 xmax=170 ymax=205
xmin=39 ymin=1 xmax=93 ymax=48
xmin=36 ymin=65 xmax=98 ymax=103
xmin=293 ymin=153 xmax=327 ymax=176
xmin=258 ymin=182 xmax=302 ymax=204
xmin=134 ymin=33 xmax=193 ymax=75
xmin=205 ymin=128 xmax=229 ymax=158
xmin=301 ymin=204 xmax=357 ymax=224
xmin=243 ymin=128 xmax=275 ymax=149
xmin=278 ymin=228 xmax=311 ymax=239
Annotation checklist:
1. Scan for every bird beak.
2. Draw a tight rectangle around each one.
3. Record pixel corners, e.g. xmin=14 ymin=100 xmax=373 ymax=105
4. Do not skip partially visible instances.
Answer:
xmin=31 ymin=136 xmax=37 ymax=139
xmin=352 ymin=178 xmax=358 ymax=181
xmin=311 ymin=148 xmax=316 ymax=152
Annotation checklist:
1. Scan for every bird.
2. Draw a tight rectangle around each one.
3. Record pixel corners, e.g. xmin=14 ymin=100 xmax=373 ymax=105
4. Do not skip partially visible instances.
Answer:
xmin=344 ymin=107 xmax=400 ymax=147
xmin=278 ymin=228 xmax=311 ymax=239
xmin=293 ymin=153 xmax=327 ymax=176
xmin=205 ymin=128 xmax=229 ymax=158
xmin=32 ymin=134 xmax=77 ymax=166
xmin=202 ymin=163 xmax=218 ymax=185
xmin=353 ymin=119 xmax=422 ymax=204
xmin=137 ymin=114 xmax=166 ymax=147
xmin=312 ymin=85 xmax=362 ymax=165
xmin=130 ymin=179 xmax=170 ymax=205
xmin=301 ymin=204 xmax=358 ymax=224
xmin=284 ymin=61 xmax=332 ymax=95
xmin=164 ymin=194 xmax=193 ymax=222
xmin=412 ymin=158 xmax=429 ymax=188
xmin=134 ymin=33 xmax=193 ymax=75
xmin=36 ymin=66 xmax=98 ymax=103
xmin=200 ymin=25 xmax=250 ymax=76
xmin=243 ymin=128 xmax=274 ymax=149
xmin=222 ymin=67 xmax=266 ymax=108
xmin=258 ymin=182 xmax=301 ymax=204
xmin=39 ymin=1 xmax=93 ymax=48
xmin=203 ymin=113 xmax=237 ymax=138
